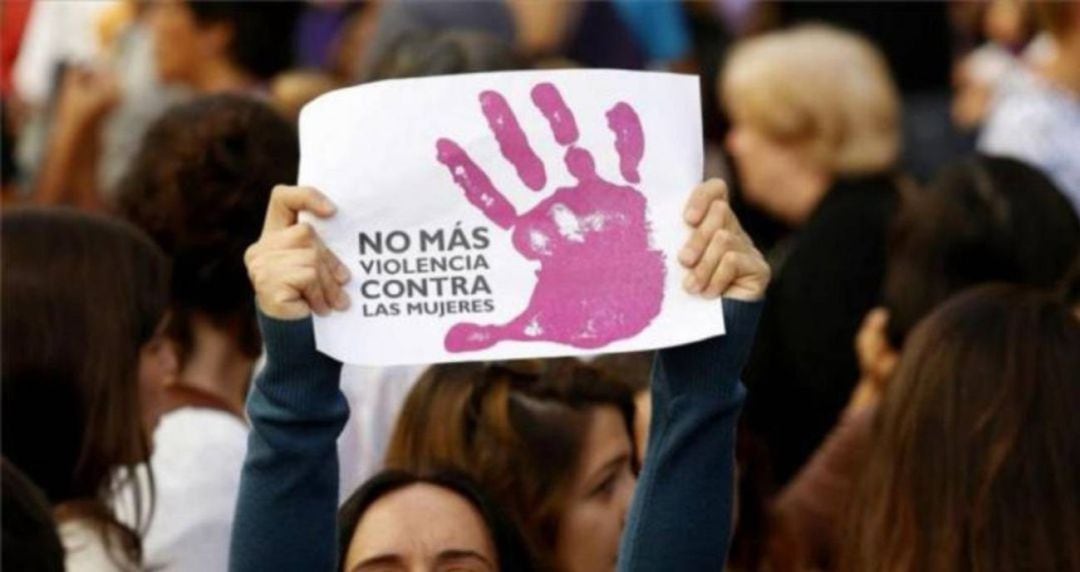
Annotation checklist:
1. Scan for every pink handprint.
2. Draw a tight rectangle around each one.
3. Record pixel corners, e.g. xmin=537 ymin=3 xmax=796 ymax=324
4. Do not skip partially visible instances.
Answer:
xmin=436 ymin=82 xmax=665 ymax=352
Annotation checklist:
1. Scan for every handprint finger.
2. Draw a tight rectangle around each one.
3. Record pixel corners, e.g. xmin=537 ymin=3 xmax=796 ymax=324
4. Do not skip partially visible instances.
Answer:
xmin=532 ymin=83 xmax=579 ymax=145
xmin=683 ymin=179 xmax=729 ymax=225
xmin=436 ymin=138 xmax=519 ymax=229
xmin=480 ymin=90 xmax=546 ymax=191
xmin=530 ymin=82 xmax=603 ymax=185
xmin=606 ymin=102 xmax=644 ymax=184
xmin=564 ymin=146 xmax=600 ymax=182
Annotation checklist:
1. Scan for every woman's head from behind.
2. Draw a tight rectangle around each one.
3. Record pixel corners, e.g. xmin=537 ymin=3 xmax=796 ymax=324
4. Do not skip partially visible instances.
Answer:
xmin=883 ymin=155 xmax=1080 ymax=349
xmin=386 ymin=361 xmax=637 ymax=572
xmin=366 ymin=30 xmax=524 ymax=82
xmin=118 ymin=94 xmax=298 ymax=370
xmin=338 ymin=470 xmax=534 ymax=572
xmin=1 ymin=208 xmax=171 ymax=564
xmin=845 ymin=284 xmax=1080 ymax=572
xmin=721 ymin=25 xmax=900 ymax=225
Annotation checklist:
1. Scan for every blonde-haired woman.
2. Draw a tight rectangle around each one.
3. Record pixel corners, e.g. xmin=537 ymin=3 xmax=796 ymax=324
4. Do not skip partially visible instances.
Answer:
xmin=721 ymin=25 xmax=904 ymax=485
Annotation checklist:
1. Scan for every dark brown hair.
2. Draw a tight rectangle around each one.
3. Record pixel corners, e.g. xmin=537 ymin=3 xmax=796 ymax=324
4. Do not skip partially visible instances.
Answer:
xmin=1034 ymin=1 xmax=1079 ymax=40
xmin=385 ymin=360 xmax=636 ymax=570
xmin=117 ymin=94 xmax=298 ymax=362
xmin=883 ymin=155 xmax=1080 ymax=347
xmin=843 ymin=284 xmax=1080 ymax=572
xmin=185 ymin=1 xmax=300 ymax=80
xmin=1 ymin=208 xmax=170 ymax=567
xmin=590 ymin=351 xmax=654 ymax=393
xmin=2 ymin=459 xmax=65 ymax=572
xmin=337 ymin=469 xmax=536 ymax=572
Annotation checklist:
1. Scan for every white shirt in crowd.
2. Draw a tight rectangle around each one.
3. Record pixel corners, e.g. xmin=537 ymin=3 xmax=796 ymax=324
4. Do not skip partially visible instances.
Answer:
xmin=108 ymin=363 xmax=425 ymax=570
xmin=115 ymin=407 xmax=248 ymax=572
xmin=336 ymin=365 xmax=427 ymax=500
xmin=59 ymin=518 xmax=134 ymax=572
xmin=979 ymin=65 xmax=1080 ymax=215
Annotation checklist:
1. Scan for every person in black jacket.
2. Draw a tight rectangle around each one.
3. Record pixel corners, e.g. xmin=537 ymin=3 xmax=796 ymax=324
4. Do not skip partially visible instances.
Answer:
xmin=720 ymin=24 xmax=903 ymax=484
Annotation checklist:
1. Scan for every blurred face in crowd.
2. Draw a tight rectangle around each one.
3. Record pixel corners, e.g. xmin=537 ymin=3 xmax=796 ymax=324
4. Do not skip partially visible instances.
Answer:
xmin=726 ymin=122 xmax=828 ymax=226
xmin=556 ymin=406 xmax=636 ymax=572
xmin=344 ymin=483 xmax=498 ymax=572
xmin=150 ymin=0 xmax=227 ymax=86
xmin=135 ymin=326 xmax=177 ymax=437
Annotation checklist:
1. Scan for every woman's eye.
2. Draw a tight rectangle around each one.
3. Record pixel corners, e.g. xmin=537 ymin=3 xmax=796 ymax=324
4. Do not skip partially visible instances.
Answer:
xmin=590 ymin=474 xmax=617 ymax=498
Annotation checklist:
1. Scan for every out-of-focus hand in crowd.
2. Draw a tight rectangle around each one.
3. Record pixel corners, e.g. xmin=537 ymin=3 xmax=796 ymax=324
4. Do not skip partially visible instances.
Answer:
xmin=54 ymin=66 xmax=121 ymax=132
xmin=848 ymin=307 xmax=899 ymax=412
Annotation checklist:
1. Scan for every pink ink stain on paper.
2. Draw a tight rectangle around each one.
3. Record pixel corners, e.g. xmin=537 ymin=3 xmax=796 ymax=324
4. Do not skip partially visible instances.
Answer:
xmin=435 ymin=82 xmax=664 ymax=352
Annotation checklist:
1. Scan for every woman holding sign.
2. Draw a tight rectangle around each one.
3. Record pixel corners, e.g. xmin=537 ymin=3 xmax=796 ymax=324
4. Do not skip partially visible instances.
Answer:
xmin=229 ymin=178 xmax=770 ymax=571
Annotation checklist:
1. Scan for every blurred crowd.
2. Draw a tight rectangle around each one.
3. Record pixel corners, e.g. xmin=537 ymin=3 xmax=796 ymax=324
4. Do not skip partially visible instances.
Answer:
xmin=2 ymin=1 xmax=1079 ymax=572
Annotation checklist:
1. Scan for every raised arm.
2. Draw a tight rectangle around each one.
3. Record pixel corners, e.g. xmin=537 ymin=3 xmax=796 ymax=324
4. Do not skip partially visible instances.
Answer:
xmin=229 ymin=186 xmax=353 ymax=572
xmin=34 ymin=67 xmax=119 ymax=209
xmin=619 ymin=179 xmax=769 ymax=571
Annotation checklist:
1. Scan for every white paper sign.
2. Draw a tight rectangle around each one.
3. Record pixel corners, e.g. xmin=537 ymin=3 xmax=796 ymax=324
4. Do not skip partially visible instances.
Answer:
xmin=299 ymin=69 xmax=724 ymax=366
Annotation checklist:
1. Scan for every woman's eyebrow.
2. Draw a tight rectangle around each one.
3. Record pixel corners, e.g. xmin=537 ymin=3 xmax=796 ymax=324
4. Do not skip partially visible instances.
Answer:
xmin=603 ymin=452 xmax=632 ymax=473
xmin=352 ymin=553 xmax=404 ymax=570
xmin=436 ymin=549 xmax=496 ymax=569
xmin=587 ymin=452 xmax=631 ymax=483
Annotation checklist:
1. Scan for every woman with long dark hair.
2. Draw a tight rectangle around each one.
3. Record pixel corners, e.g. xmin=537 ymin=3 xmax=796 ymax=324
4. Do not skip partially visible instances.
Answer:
xmin=843 ymin=285 xmax=1080 ymax=571
xmin=1 ymin=208 xmax=173 ymax=571
xmin=772 ymin=155 xmax=1080 ymax=570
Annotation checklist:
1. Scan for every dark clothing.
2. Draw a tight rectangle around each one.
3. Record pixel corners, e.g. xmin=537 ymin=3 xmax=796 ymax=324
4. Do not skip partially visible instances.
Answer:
xmin=228 ymin=300 xmax=762 ymax=571
xmin=742 ymin=175 xmax=898 ymax=484
xmin=774 ymin=1 xmax=952 ymax=94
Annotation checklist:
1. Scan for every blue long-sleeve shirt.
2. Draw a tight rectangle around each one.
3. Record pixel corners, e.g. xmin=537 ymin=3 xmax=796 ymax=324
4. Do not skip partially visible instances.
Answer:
xmin=230 ymin=299 xmax=761 ymax=571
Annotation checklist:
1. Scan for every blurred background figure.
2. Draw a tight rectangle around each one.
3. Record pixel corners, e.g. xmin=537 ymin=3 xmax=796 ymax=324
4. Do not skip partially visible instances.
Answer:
xmin=2 ymin=209 xmax=172 ymax=572
xmin=148 ymin=1 xmax=299 ymax=93
xmin=115 ymin=94 xmax=298 ymax=571
xmin=772 ymin=154 xmax=1080 ymax=571
xmin=979 ymin=0 xmax=1080 ymax=215
xmin=952 ymin=0 xmax=1041 ymax=131
xmin=24 ymin=0 xmax=303 ymax=210
xmin=781 ymin=2 xmax=970 ymax=183
xmin=721 ymin=24 xmax=902 ymax=485
xmin=844 ymin=285 xmax=1080 ymax=572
